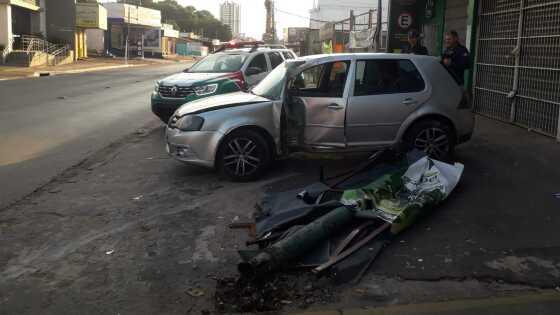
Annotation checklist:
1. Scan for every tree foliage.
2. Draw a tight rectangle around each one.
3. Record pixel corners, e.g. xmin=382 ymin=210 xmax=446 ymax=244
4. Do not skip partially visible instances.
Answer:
xmin=119 ymin=0 xmax=232 ymax=41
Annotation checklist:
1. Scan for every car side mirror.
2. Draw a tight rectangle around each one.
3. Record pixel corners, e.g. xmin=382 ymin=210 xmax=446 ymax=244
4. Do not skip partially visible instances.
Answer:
xmin=246 ymin=67 xmax=263 ymax=76
xmin=183 ymin=67 xmax=190 ymax=73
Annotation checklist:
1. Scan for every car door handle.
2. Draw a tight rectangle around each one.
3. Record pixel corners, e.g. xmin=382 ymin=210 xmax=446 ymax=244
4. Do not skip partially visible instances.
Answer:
xmin=327 ymin=104 xmax=344 ymax=110
xmin=402 ymin=98 xmax=418 ymax=106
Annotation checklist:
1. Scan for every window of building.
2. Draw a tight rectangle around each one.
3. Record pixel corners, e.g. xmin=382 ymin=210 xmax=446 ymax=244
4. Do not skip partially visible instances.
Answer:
xmin=354 ymin=59 xmax=425 ymax=96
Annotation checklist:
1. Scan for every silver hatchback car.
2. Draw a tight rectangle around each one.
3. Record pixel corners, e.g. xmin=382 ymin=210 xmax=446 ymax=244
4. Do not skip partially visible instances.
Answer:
xmin=166 ymin=53 xmax=474 ymax=181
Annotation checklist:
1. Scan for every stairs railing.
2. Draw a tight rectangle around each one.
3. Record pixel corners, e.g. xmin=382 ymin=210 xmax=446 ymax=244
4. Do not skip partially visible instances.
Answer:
xmin=1 ymin=38 xmax=14 ymax=64
xmin=51 ymin=44 xmax=72 ymax=65
xmin=20 ymin=35 xmax=72 ymax=66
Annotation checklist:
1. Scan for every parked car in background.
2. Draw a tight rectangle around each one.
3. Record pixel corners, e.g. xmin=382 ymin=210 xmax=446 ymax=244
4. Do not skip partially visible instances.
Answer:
xmin=165 ymin=53 xmax=474 ymax=181
xmin=151 ymin=42 xmax=297 ymax=123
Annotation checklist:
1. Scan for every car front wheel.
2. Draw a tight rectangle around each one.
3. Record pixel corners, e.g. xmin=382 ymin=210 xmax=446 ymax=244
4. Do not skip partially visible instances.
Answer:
xmin=405 ymin=120 xmax=455 ymax=161
xmin=217 ymin=130 xmax=272 ymax=181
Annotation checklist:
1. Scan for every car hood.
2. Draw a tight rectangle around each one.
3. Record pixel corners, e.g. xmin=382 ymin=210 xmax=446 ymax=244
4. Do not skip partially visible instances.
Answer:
xmin=176 ymin=91 xmax=270 ymax=116
xmin=158 ymin=72 xmax=229 ymax=86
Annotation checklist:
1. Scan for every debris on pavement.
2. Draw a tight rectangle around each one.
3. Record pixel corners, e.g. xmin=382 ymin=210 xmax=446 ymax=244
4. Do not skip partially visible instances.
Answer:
xmin=223 ymin=149 xmax=464 ymax=311
xmin=238 ymin=149 xmax=463 ymax=274
xmin=186 ymin=287 xmax=205 ymax=297
xmin=105 ymin=249 xmax=115 ymax=255
xmin=132 ymin=195 xmax=143 ymax=201
xmin=215 ymin=273 xmax=336 ymax=313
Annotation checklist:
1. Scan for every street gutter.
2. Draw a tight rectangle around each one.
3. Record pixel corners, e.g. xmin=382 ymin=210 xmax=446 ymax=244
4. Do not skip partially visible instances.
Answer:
xmin=33 ymin=64 xmax=141 ymax=77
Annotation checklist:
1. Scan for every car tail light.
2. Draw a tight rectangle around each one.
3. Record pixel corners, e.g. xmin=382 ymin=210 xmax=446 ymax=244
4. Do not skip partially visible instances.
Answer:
xmin=225 ymin=71 xmax=247 ymax=91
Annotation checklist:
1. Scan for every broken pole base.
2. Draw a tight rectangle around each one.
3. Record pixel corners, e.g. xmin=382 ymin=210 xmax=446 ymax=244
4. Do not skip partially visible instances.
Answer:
xmin=238 ymin=206 xmax=356 ymax=276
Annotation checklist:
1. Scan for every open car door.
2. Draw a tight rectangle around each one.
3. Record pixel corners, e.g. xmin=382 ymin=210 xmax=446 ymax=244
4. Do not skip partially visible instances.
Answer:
xmin=285 ymin=60 xmax=351 ymax=150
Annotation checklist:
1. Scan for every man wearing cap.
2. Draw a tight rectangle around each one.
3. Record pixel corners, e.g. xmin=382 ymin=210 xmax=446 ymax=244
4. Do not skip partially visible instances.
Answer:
xmin=403 ymin=29 xmax=428 ymax=55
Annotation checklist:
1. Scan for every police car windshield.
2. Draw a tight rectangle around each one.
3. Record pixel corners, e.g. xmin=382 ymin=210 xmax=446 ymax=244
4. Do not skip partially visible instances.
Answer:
xmin=188 ymin=53 xmax=247 ymax=73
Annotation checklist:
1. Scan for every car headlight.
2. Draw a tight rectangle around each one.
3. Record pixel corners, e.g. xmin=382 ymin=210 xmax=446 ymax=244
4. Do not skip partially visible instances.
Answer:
xmin=194 ymin=83 xmax=218 ymax=96
xmin=154 ymin=81 xmax=160 ymax=92
xmin=177 ymin=115 xmax=204 ymax=131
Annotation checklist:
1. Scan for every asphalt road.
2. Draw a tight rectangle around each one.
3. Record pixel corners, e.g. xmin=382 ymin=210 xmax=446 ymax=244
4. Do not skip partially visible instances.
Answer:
xmin=0 ymin=63 xmax=188 ymax=209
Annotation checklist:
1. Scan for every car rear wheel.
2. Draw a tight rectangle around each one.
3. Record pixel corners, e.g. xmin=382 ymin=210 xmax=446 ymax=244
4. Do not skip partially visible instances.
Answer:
xmin=217 ymin=130 xmax=272 ymax=181
xmin=405 ymin=120 xmax=455 ymax=161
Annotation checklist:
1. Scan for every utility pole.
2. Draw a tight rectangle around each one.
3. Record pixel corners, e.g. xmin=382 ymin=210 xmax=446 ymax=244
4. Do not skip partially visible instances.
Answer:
xmin=375 ymin=0 xmax=382 ymax=52
xmin=125 ymin=3 xmax=130 ymax=65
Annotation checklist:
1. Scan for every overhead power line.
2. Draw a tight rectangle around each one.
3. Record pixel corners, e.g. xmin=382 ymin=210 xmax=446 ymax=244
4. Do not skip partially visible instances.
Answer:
xmin=274 ymin=8 xmax=334 ymax=23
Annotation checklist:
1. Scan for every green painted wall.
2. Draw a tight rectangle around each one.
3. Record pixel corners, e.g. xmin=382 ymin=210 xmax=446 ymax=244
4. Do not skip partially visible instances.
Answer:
xmin=432 ymin=0 xmax=446 ymax=56
xmin=465 ymin=0 xmax=479 ymax=90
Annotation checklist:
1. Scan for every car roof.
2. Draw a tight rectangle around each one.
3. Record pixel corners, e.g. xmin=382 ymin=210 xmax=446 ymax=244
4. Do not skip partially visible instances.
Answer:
xmin=218 ymin=47 xmax=293 ymax=55
xmin=298 ymin=53 xmax=438 ymax=63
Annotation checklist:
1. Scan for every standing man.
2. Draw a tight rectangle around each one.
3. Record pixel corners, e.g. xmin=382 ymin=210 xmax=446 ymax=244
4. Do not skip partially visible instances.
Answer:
xmin=442 ymin=30 xmax=470 ymax=86
xmin=403 ymin=29 xmax=428 ymax=55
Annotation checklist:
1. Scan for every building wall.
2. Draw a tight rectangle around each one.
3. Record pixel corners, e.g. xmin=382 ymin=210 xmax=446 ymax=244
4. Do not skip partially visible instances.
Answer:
xmin=11 ymin=5 xmax=31 ymax=35
xmin=220 ymin=1 xmax=240 ymax=37
xmin=86 ymin=28 xmax=104 ymax=53
xmin=444 ymin=0 xmax=468 ymax=43
xmin=310 ymin=0 xmax=387 ymax=29
xmin=45 ymin=0 xmax=76 ymax=46
xmin=0 ymin=4 xmax=12 ymax=50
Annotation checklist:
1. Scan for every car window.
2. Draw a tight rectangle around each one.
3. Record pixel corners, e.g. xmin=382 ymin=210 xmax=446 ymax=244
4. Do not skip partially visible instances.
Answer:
xmin=268 ymin=52 xmax=284 ymax=69
xmin=354 ymin=59 xmax=425 ymax=96
xmin=188 ymin=53 xmax=246 ymax=73
xmin=292 ymin=61 xmax=350 ymax=98
xmin=246 ymin=53 xmax=268 ymax=74
xmin=293 ymin=64 xmax=324 ymax=90
xmin=282 ymin=51 xmax=294 ymax=60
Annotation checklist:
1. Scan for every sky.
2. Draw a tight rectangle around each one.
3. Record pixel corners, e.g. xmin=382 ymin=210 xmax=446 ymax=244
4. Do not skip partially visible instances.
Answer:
xmin=177 ymin=0 xmax=316 ymax=40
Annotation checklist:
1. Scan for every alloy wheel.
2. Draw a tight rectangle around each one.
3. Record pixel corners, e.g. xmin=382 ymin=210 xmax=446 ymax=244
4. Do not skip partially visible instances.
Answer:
xmin=414 ymin=127 xmax=450 ymax=160
xmin=222 ymin=137 xmax=261 ymax=177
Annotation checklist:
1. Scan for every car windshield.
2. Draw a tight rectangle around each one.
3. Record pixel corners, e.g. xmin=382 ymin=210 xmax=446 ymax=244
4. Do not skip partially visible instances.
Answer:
xmin=188 ymin=53 xmax=247 ymax=73
xmin=251 ymin=62 xmax=288 ymax=100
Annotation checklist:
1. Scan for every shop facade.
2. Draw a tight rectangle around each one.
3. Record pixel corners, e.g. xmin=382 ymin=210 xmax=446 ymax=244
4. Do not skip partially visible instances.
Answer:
xmin=161 ymin=23 xmax=178 ymax=56
xmin=104 ymin=3 xmax=162 ymax=58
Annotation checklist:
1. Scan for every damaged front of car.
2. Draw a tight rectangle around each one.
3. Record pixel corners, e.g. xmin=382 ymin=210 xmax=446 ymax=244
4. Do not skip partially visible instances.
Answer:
xmin=165 ymin=60 xmax=305 ymax=181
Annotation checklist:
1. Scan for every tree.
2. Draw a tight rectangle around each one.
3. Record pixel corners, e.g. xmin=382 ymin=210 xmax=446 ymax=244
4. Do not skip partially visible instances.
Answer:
xmin=135 ymin=0 xmax=232 ymax=41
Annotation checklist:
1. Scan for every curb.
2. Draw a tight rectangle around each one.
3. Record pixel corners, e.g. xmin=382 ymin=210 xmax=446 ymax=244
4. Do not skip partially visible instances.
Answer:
xmin=33 ymin=64 xmax=140 ymax=77
xmin=1 ymin=60 xmax=190 ymax=81
xmin=294 ymin=291 xmax=560 ymax=315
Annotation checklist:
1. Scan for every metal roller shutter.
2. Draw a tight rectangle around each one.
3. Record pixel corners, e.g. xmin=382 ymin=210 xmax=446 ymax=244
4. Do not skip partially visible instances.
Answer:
xmin=474 ymin=0 xmax=560 ymax=139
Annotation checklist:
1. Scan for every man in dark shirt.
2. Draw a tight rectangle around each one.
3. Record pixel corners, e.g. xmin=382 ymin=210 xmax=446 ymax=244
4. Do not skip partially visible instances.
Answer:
xmin=403 ymin=29 xmax=428 ymax=55
xmin=442 ymin=30 xmax=470 ymax=86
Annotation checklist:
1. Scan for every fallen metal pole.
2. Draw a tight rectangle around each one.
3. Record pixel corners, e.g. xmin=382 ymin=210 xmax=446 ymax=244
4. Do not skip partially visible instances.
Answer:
xmin=313 ymin=222 xmax=391 ymax=274
xmin=238 ymin=206 xmax=356 ymax=275
xmin=332 ymin=221 xmax=375 ymax=257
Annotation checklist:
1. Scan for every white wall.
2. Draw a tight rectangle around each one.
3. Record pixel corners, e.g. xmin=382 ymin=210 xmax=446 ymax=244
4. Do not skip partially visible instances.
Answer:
xmin=0 ymin=4 xmax=12 ymax=51
xmin=445 ymin=0 xmax=468 ymax=43
xmin=86 ymin=29 xmax=105 ymax=53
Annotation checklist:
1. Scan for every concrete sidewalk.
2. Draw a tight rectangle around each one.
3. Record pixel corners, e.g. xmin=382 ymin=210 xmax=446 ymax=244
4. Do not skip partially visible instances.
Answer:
xmin=0 ymin=56 xmax=193 ymax=80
